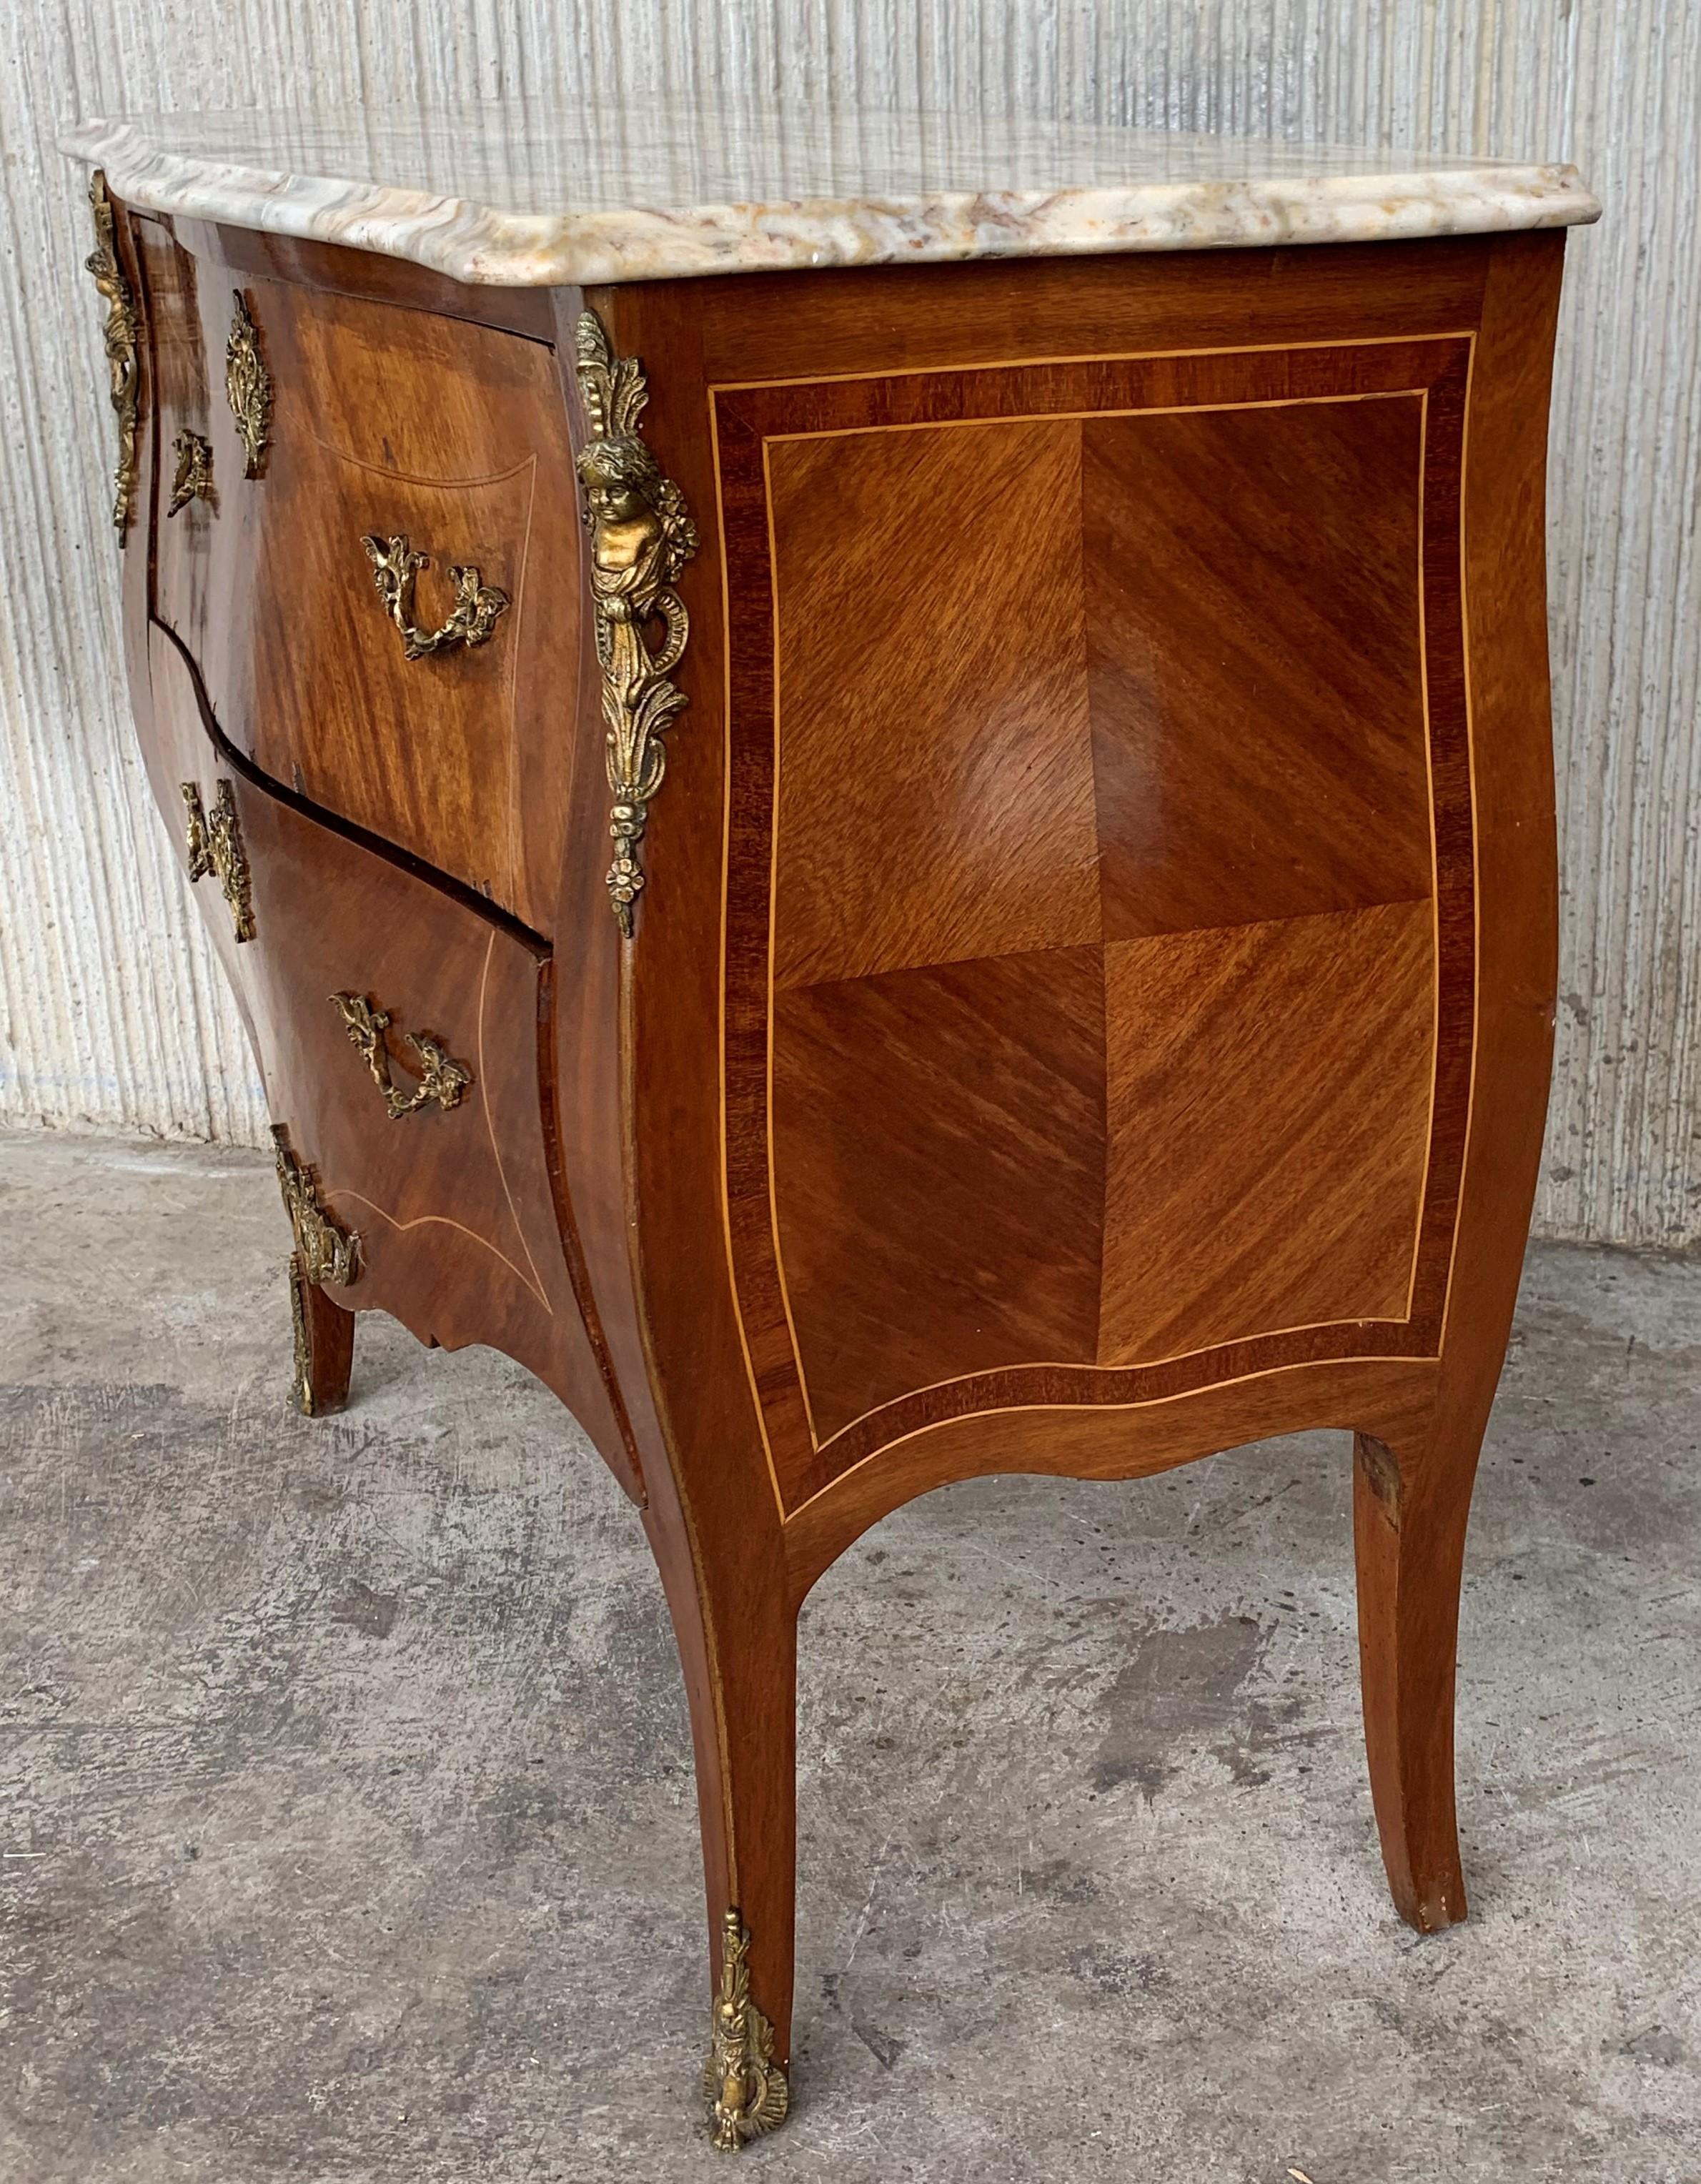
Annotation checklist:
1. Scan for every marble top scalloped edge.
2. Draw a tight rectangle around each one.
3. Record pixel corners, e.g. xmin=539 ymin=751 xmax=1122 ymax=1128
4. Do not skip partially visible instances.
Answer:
xmin=61 ymin=118 xmax=1600 ymax=289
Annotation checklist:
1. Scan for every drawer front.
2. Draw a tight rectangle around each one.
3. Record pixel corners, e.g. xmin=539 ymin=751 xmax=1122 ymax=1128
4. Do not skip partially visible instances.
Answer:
xmin=135 ymin=219 xmax=229 ymax=705
xmin=137 ymin=236 xmax=582 ymax=935
xmin=142 ymin=625 xmax=633 ymax=1493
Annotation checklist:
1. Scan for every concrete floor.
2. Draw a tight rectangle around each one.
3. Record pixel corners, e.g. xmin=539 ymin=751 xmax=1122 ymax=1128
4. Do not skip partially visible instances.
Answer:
xmin=1 ymin=1131 xmax=1697 ymax=2183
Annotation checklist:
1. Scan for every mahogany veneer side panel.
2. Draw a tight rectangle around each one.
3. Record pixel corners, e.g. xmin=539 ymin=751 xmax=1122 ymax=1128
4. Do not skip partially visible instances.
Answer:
xmin=770 ymin=945 xmax=1107 ymax=1439
xmin=715 ymin=333 xmax=1474 ymax=1509
xmin=1085 ymin=394 xmax=1432 ymax=938
xmin=1099 ymin=900 xmax=1434 ymax=1364
xmin=767 ymin=418 xmax=1098 ymax=987
xmin=1431 ymin=232 xmax=1565 ymax=1396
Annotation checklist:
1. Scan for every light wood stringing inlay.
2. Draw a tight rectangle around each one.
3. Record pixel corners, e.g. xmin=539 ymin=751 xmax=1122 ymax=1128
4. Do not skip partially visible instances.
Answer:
xmin=718 ymin=339 xmax=1474 ymax=1507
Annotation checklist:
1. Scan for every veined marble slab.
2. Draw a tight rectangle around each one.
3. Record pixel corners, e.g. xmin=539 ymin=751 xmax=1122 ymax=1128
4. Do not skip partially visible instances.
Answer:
xmin=61 ymin=103 xmax=1600 ymax=289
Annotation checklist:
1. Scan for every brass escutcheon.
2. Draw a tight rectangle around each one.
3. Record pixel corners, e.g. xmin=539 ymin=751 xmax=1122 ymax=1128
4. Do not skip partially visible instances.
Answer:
xmin=167 ymin=428 xmax=214 ymax=515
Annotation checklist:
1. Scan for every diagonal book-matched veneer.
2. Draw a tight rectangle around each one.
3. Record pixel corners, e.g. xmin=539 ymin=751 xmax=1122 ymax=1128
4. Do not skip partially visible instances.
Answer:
xmin=62 ymin=102 xmax=1598 ymax=2149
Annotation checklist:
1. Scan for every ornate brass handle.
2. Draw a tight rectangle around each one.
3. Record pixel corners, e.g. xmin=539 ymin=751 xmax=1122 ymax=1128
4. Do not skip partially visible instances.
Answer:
xmin=360 ymin=532 xmax=509 ymax=660
xmin=331 ymin=992 xmax=471 ymax=1120
xmin=181 ymin=780 xmax=255 ymax=942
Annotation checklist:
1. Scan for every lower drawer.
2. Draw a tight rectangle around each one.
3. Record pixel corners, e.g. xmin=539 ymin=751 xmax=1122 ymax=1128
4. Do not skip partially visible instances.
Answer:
xmin=142 ymin=624 xmax=635 ymax=1495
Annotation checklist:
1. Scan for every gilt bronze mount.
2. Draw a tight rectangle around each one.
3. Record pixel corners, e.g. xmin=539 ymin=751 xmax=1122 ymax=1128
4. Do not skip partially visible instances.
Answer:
xmin=82 ymin=171 xmax=139 ymax=539
xmin=226 ymin=290 xmax=273 ymax=479
xmin=272 ymin=1126 xmax=361 ymax=1290
xmin=703 ymin=1909 xmax=790 ymax=2151
xmin=330 ymin=991 xmax=472 ymax=1119
xmin=572 ymin=309 xmax=698 ymax=935
xmin=360 ymin=532 xmax=510 ymax=660
xmin=181 ymin=779 xmax=255 ymax=943
xmin=167 ymin=428 xmax=214 ymax=515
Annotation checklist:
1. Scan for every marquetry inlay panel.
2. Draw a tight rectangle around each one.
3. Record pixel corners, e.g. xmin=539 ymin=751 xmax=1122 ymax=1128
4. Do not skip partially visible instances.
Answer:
xmin=717 ymin=337 xmax=1473 ymax=1510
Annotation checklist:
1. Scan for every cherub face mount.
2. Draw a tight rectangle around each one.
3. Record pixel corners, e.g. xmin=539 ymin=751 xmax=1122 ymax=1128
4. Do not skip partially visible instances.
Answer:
xmin=572 ymin=311 xmax=700 ymax=936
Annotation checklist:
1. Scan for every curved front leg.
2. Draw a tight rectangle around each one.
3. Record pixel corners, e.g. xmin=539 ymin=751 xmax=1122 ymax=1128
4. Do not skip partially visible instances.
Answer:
xmin=644 ymin=1497 xmax=797 ymax=2148
xmin=287 ymin=1250 xmax=354 ymax=1417
xmin=1351 ymin=229 xmax=1568 ymax=1939
xmin=1353 ymin=1418 xmax=1482 ymax=1930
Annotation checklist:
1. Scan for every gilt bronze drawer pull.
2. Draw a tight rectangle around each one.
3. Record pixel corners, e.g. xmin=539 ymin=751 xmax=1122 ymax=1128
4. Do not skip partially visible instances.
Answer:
xmin=360 ymin=532 xmax=510 ymax=660
xmin=180 ymin=780 xmax=255 ymax=942
xmin=331 ymin=991 xmax=472 ymax=1119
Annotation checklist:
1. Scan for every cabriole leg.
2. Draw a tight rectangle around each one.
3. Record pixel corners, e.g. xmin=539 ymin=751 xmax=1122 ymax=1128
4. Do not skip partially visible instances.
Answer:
xmin=646 ymin=1511 xmax=797 ymax=2149
xmin=287 ymin=1250 xmax=354 ymax=1417
xmin=1352 ymin=1421 xmax=1482 ymax=1932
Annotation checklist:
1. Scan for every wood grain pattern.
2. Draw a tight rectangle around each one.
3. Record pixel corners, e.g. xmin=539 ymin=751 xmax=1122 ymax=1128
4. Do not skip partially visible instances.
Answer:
xmin=768 ymin=419 xmax=1098 ymax=987
xmin=1099 ymin=900 xmax=1434 ymax=1361
xmin=1085 ymin=394 xmax=1432 ymax=937
xmin=720 ymin=336 xmax=1472 ymax=1508
xmin=290 ymin=1250 xmax=354 ymax=1414
xmin=97 ymin=213 xmax=1572 ymax=2101
xmin=141 ymin=232 xmax=583 ymax=933
xmin=770 ymin=945 xmax=1106 ymax=1437
xmin=1342 ymin=229 xmax=1567 ymax=1937
xmin=783 ymin=1356 xmax=1442 ymax=1599
xmin=134 ymin=217 xmax=216 ymax=661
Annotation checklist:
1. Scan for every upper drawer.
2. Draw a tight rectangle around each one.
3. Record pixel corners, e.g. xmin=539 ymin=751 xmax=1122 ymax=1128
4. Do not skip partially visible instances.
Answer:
xmin=137 ymin=227 xmax=584 ymax=934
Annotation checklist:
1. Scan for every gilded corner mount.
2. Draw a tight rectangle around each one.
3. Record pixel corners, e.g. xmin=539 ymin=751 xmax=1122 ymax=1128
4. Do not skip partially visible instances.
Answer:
xmin=83 ymin=170 xmax=139 ymax=539
xmin=572 ymin=309 xmax=698 ymax=937
xmin=703 ymin=1907 xmax=789 ymax=2151
xmin=226 ymin=290 xmax=273 ymax=478
xmin=273 ymin=1127 xmax=361 ymax=1290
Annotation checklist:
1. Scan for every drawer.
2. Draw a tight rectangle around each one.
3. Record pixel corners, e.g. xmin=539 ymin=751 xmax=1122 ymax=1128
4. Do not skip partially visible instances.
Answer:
xmin=142 ymin=625 xmax=635 ymax=1495
xmin=136 ymin=238 xmax=583 ymax=935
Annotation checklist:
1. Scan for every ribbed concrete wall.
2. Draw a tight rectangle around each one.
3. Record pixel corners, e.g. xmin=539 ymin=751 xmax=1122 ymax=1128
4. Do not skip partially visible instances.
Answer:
xmin=2 ymin=3 xmax=1695 ymax=1244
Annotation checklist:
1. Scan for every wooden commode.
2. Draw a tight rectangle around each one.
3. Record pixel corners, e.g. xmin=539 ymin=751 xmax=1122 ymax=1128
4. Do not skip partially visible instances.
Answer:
xmin=64 ymin=105 xmax=1599 ymax=2148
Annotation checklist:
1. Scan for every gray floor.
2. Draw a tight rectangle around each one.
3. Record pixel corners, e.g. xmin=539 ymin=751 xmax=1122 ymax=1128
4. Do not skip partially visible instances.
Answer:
xmin=1 ymin=1131 xmax=1697 ymax=2183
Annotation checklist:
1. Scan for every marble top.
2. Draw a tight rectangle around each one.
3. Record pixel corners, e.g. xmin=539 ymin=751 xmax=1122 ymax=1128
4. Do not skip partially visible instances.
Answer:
xmin=61 ymin=104 xmax=1600 ymax=289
